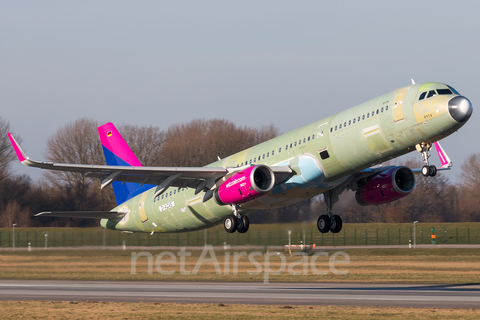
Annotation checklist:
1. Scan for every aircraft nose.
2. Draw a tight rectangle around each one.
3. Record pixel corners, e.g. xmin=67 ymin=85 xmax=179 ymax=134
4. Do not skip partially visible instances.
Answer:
xmin=448 ymin=96 xmax=473 ymax=123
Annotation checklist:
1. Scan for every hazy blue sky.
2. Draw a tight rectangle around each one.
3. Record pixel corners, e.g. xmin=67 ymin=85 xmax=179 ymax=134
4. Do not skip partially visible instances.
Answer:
xmin=1 ymin=1 xmax=479 ymax=182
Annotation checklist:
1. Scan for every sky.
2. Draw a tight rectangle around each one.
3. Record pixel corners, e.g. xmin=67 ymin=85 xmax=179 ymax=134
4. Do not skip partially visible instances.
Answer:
xmin=1 ymin=0 xmax=479 ymax=183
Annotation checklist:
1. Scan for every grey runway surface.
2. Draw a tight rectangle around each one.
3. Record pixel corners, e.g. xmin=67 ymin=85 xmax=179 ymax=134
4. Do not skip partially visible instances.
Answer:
xmin=0 ymin=280 xmax=479 ymax=309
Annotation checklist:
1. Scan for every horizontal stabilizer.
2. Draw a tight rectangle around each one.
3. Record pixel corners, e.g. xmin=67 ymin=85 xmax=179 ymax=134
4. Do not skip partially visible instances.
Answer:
xmin=35 ymin=211 xmax=126 ymax=219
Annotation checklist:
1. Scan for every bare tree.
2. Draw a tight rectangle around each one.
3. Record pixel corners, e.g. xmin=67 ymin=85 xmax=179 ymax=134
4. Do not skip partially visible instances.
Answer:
xmin=160 ymin=119 xmax=278 ymax=167
xmin=0 ymin=119 xmax=31 ymax=226
xmin=118 ymin=124 xmax=166 ymax=166
xmin=43 ymin=118 xmax=108 ymax=211
xmin=459 ymin=153 xmax=480 ymax=221
xmin=0 ymin=117 xmax=21 ymax=183
xmin=248 ymin=124 xmax=278 ymax=146
xmin=461 ymin=153 xmax=480 ymax=191
xmin=0 ymin=201 xmax=32 ymax=228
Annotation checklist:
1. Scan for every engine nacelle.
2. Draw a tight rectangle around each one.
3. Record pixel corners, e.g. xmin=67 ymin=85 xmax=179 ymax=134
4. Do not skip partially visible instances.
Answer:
xmin=355 ymin=166 xmax=416 ymax=206
xmin=214 ymin=165 xmax=275 ymax=206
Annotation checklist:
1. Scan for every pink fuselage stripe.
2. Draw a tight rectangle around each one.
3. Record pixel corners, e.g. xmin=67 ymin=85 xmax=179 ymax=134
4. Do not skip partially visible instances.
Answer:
xmin=7 ymin=133 xmax=26 ymax=162
xmin=98 ymin=123 xmax=142 ymax=167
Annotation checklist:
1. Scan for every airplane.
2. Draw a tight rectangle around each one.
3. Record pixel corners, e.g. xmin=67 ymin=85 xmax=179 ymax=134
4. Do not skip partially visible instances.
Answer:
xmin=7 ymin=82 xmax=473 ymax=234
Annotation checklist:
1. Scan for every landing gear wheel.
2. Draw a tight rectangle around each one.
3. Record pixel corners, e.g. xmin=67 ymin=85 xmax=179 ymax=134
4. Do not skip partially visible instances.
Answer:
xmin=429 ymin=165 xmax=437 ymax=177
xmin=421 ymin=165 xmax=430 ymax=177
xmin=317 ymin=215 xmax=331 ymax=234
xmin=330 ymin=215 xmax=343 ymax=233
xmin=237 ymin=215 xmax=250 ymax=233
xmin=224 ymin=215 xmax=237 ymax=233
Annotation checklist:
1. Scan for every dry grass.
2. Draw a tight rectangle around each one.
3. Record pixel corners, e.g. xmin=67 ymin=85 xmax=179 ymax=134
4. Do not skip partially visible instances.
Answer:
xmin=0 ymin=301 xmax=479 ymax=319
xmin=0 ymin=248 xmax=479 ymax=283
xmin=1 ymin=249 xmax=479 ymax=318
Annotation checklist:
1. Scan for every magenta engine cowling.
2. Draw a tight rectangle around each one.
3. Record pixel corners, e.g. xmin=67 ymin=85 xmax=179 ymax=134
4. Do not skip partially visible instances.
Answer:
xmin=214 ymin=165 xmax=275 ymax=206
xmin=355 ymin=166 xmax=416 ymax=206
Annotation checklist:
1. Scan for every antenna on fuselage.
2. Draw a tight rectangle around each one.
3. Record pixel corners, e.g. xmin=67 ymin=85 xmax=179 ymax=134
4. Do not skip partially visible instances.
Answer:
xmin=411 ymin=79 xmax=416 ymax=85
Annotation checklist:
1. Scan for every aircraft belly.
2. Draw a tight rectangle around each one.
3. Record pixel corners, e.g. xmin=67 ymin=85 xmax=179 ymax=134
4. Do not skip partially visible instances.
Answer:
xmin=244 ymin=155 xmax=348 ymax=210
xmin=152 ymin=195 xmax=224 ymax=232
xmin=243 ymin=186 xmax=327 ymax=210
xmin=105 ymin=189 xmax=226 ymax=233
xmin=297 ymin=156 xmax=324 ymax=184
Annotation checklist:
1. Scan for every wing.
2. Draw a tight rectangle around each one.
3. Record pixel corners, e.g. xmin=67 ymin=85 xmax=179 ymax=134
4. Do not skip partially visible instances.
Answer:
xmin=7 ymin=133 xmax=292 ymax=197
xmin=35 ymin=211 xmax=126 ymax=219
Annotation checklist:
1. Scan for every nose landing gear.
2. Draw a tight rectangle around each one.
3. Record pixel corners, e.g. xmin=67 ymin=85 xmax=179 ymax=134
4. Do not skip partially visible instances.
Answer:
xmin=417 ymin=143 xmax=437 ymax=177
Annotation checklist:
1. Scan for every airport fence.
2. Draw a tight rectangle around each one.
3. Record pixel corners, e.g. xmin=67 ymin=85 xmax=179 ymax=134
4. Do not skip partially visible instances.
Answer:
xmin=1 ymin=225 xmax=479 ymax=249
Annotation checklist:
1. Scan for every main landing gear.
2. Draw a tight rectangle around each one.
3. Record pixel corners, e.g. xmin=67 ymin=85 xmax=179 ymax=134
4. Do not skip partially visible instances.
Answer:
xmin=416 ymin=143 xmax=437 ymax=177
xmin=317 ymin=190 xmax=343 ymax=234
xmin=224 ymin=205 xmax=250 ymax=233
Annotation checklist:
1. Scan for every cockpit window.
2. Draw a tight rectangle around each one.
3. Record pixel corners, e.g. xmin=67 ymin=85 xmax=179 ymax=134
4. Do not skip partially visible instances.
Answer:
xmin=419 ymin=92 xmax=427 ymax=100
xmin=447 ymin=85 xmax=459 ymax=94
xmin=427 ymin=90 xmax=437 ymax=98
xmin=437 ymin=88 xmax=453 ymax=95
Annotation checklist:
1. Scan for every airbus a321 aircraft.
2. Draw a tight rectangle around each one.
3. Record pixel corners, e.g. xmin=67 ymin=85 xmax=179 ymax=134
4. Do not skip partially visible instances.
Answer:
xmin=8 ymin=82 xmax=473 ymax=234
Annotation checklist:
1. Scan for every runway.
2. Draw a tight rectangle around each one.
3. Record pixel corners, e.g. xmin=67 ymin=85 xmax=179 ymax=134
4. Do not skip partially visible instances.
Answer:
xmin=0 ymin=280 xmax=479 ymax=308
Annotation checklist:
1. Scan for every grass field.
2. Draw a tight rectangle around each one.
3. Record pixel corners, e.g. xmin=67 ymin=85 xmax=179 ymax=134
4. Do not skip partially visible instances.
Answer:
xmin=0 ymin=248 xmax=479 ymax=283
xmin=2 ymin=222 xmax=480 ymax=248
xmin=1 ymin=301 xmax=480 ymax=319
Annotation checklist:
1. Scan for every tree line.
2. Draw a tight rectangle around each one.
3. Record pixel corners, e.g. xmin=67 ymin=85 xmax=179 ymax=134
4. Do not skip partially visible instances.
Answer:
xmin=0 ymin=116 xmax=478 ymax=227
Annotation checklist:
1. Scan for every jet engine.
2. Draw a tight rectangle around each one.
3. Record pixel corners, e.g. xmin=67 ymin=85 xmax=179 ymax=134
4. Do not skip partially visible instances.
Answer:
xmin=214 ymin=165 xmax=275 ymax=205
xmin=355 ymin=166 xmax=416 ymax=206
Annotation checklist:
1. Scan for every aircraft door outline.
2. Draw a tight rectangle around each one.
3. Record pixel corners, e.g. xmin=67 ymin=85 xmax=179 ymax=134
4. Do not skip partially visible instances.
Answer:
xmin=393 ymin=88 xmax=409 ymax=123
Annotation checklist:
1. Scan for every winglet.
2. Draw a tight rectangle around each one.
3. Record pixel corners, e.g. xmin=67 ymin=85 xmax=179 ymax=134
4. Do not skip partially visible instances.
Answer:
xmin=434 ymin=141 xmax=452 ymax=168
xmin=7 ymin=133 xmax=26 ymax=162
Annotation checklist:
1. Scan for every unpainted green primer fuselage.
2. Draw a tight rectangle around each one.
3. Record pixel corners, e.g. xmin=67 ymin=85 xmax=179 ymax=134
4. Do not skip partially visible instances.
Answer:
xmin=101 ymin=82 xmax=467 ymax=233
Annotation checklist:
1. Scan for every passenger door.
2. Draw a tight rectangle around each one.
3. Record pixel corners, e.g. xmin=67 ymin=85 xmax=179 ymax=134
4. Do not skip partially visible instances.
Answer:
xmin=392 ymin=88 xmax=409 ymax=123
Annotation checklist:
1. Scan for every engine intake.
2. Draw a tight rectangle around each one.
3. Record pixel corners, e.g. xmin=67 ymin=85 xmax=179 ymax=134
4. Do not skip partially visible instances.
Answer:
xmin=214 ymin=165 xmax=275 ymax=206
xmin=355 ymin=166 xmax=416 ymax=206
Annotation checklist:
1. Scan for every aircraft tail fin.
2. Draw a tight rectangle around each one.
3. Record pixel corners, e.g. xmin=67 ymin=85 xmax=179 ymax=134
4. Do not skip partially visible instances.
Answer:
xmin=98 ymin=123 xmax=154 ymax=205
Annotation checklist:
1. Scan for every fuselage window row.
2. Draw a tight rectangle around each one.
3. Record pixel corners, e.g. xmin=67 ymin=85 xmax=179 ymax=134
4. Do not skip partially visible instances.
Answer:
xmin=233 ymin=133 xmax=315 ymax=168
xmin=330 ymin=106 xmax=389 ymax=133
